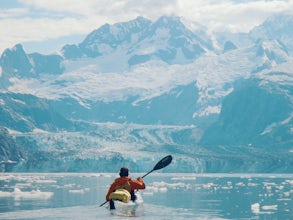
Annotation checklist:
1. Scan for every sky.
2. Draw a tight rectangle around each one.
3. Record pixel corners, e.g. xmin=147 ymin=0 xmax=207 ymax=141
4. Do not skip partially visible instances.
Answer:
xmin=0 ymin=0 xmax=292 ymax=55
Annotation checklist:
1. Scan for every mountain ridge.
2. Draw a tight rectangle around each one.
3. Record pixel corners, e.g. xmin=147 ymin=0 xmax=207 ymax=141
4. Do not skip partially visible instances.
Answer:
xmin=0 ymin=14 xmax=292 ymax=172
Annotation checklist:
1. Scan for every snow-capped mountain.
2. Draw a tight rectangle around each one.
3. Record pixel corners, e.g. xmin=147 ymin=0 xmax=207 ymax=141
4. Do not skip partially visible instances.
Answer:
xmin=250 ymin=14 xmax=293 ymax=55
xmin=0 ymin=44 xmax=63 ymax=88
xmin=62 ymin=16 xmax=151 ymax=59
xmin=62 ymin=16 xmax=212 ymax=66
xmin=0 ymin=15 xmax=292 ymax=172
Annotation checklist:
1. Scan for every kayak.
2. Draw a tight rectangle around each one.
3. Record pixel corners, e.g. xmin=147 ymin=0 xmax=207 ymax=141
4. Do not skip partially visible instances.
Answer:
xmin=107 ymin=191 xmax=144 ymax=217
xmin=102 ymin=156 xmax=172 ymax=216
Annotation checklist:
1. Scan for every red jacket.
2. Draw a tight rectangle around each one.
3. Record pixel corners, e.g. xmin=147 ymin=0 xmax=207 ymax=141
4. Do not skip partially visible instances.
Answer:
xmin=106 ymin=176 xmax=145 ymax=201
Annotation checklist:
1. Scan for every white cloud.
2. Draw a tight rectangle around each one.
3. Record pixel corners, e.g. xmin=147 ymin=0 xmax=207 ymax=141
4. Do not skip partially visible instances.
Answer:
xmin=19 ymin=0 xmax=99 ymax=16
xmin=0 ymin=0 xmax=292 ymax=54
xmin=0 ymin=16 xmax=93 ymax=54
xmin=0 ymin=8 xmax=28 ymax=19
xmin=177 ymin=0 xmax=293 ymax=32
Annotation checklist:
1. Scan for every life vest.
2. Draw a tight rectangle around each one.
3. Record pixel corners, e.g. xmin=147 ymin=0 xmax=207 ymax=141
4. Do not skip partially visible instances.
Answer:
xmin=109 ymin=181 xmax=131 ymax=203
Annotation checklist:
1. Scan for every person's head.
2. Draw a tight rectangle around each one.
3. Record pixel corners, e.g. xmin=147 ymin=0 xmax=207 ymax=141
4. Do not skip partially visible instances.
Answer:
xmin=119 ymin=167 xmax=129 ymax=177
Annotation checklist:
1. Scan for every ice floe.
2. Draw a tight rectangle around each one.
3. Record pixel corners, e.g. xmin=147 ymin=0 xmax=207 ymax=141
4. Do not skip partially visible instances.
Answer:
xmin=0 ymin=187 xmax=53 ymax=200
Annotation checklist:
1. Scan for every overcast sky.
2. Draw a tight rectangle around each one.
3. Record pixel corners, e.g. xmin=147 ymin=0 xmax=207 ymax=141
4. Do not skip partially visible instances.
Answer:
xmin=0 ymin=0 xmax=292 ymax=54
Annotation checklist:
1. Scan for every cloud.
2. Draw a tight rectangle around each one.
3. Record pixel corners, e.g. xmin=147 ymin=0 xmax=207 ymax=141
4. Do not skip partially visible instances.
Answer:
xmin=0 ymin=8 xmax=28 ymax=19
xmin=0 ymin=16 xmax=93 ymax=54
xmin=0 ymin=0 xmax=292 ymax=54
xmin=177 ymin=0 xmax=293 ymax=32
xmin=19 ymin=0 xmax=98 ymax=17
xmin=19 ymin=0 xmax=178 ymax=19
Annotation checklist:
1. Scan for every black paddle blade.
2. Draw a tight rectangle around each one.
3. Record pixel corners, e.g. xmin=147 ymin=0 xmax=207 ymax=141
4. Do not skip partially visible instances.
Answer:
xmin=153 ymin=155 xmax=172 ymax=171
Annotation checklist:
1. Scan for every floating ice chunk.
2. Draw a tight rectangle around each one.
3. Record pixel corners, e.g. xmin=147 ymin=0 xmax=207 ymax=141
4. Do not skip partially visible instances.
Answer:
xmin=236 ymin=182 xmax=245 ymax=187
xmin=159 ymin=187 xmax=168 ymax=192
xmin=0 ymin=175 xmax=11 ymax=181
xmin=0 ymin=188 xmax=53 ymax=200
xmin=33 ymin=179 xmax=57 ymax=184
xmin=202 ymin=182 xmax=216 ymax=189
xmin=0 ymin=191 xmax=12 ymax=197
xmin=262 ymin=205 xmax=278 ymax=211
xmin=222 ymin=181 xmax=233 ymax=190
xmin=275 ymin=185 xmax=284 ymax=191
xmin=145 ymin=186 xmax=161 ymax=193
xmin=283 ymin=191 xmax=290 ymax=197
xmin=251 ymin=203 xmax=278 ymax=214
xmin=152 ymin=181 xmax=186 ymax=189
xmin=15 ymin=183 xmax=32 ymax=188
xmin=142 ymin=191 xmax=154 ymax=196
xmin=171 ymin=176 xmax=196 ymax=180
xmin=251 ymin=203 xmax=260 ymax=214
xmin=69 ymin=188 xmax=90 ymax=194
xmin=61 ymin=184 xmax=76 ymax=188
xmin=14 ymin=188 xmax=54 ymax=200
xmin=247 ymin=182 xmax=258 ymax=187
xmin=285 ymin=179 xmax=293 ymax=185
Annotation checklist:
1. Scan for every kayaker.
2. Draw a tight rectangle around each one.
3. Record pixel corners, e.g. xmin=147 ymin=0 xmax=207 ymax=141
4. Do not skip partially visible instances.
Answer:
xmin=106 ymin=167 xmax=146 ymax=209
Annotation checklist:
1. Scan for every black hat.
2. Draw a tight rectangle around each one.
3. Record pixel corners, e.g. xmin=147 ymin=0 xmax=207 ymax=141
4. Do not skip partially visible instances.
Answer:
xmin=119 ymin=167 xmax=129 ymax=177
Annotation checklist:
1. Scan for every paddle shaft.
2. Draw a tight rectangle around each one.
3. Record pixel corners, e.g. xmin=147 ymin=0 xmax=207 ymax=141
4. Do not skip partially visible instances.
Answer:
xmin=99 ymin=201 xmax=108 ymax=207
xmin=141 ymin=169 xmax=154 ymax=179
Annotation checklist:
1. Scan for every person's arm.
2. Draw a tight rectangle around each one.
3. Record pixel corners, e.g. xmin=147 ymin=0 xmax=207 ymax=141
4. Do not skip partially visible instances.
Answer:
xmin=105 ymin=183 xmax=116 ymax=201
xmin=130 ymin=177 xmax=146 ymax=190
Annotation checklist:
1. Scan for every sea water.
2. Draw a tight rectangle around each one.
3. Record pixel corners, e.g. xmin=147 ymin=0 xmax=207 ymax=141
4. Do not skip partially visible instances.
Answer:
xmin=0 ymin=173 xmax=292 ymax=219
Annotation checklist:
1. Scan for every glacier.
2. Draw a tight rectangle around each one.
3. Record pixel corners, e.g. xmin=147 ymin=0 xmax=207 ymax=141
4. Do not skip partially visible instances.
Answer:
xmin=0 ymin=15 xmax=293 ymax=173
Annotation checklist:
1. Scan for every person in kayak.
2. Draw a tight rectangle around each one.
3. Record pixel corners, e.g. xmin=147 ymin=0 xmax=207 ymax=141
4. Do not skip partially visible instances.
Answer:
xmin=106 ymin=167 xmax=145 ymax=209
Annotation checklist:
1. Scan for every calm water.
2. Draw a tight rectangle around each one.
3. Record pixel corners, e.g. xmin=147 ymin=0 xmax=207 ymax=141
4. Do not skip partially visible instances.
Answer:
xmin=0 ymin=173 xmax=292 ymax=219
